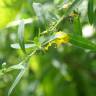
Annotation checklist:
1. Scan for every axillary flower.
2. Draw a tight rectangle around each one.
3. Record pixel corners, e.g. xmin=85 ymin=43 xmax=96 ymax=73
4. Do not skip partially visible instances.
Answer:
xmin=45 ymin=31 xmax=69 ymax=50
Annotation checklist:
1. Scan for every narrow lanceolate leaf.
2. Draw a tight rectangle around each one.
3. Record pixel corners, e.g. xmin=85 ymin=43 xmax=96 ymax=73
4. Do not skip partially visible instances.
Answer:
xmin=66 ymin=0 xmax=82 ymax=16
xmin=88 ymin=0 xmax=94 ymax=24
xmin=11 ymin=43 xmax=36 ymax=49
xmin=69 ymin=34 xmax=96 ymax=51
xmin=7 ymin=64 xmax=24 ymax=72
xmin=8 ymin=69 xmax=25 ymax=96
xmin=18 ymin=20 xmax=26 ymax=53
xmin=33 ymin=3 xmax=45 ymax=23
xmin=73 ymin=15 xmax=82 ymax=36
xmin=93 ymin=8 xmax=96 ymax=26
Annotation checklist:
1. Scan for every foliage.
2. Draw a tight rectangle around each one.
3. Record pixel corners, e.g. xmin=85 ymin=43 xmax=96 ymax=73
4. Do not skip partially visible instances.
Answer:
xmin=0 ymin=0 xmax=96 ymax=96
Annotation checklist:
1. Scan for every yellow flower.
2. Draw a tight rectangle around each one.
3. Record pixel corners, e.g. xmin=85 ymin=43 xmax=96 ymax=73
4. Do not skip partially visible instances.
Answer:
xmin=54 ymin=31 xmax=69 ymax=46
xmin=45 ymin=31 xmax=69 ymax=50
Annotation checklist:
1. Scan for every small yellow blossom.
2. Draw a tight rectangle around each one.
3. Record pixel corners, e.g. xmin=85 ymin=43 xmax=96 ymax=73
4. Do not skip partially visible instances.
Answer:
xmin=45 ymin=31 xmax=69 ymax=50
xmin=54 ymin=31 xmax=69 ymax=46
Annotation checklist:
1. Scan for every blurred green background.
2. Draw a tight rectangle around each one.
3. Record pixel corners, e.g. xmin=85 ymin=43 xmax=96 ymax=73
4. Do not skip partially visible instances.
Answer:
xmin=0 ymin=0 xmax=96 ymax=96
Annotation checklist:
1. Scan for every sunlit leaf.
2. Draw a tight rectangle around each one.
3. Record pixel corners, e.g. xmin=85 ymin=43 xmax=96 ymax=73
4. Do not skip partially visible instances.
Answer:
xmin=18 ymin=20 xmax=26 ymax=53
xmin=11 ymin=43 xmax=36 ymax=49
xmin=6 ymin=18 xmax=33 ymax=28
xmin=7 ymin=64 xmax=24 ymax=71
xmin=33 ymin=3 xmax=45 ymax=23
xmin=8 ymin=68 xmax=25 ymax=96
xmin=65 ymin=0 xmax=82 ymax=16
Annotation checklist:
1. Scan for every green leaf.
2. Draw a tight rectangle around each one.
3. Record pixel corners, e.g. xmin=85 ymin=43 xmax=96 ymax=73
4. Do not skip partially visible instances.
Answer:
xmin=7 ymin=64 xmax=24 ymax=71
xmin=8 ymin=50 xmax=37 ymax=96
xmin=8 ymin=68 xmax=25 ymax=96
xmin=18 ymin=20 xmax=26 ymax=53
xmin=93 ymin=8 xmax=96 ymax=26
xmin=11 ymin=43 xmax=36 ymax=49
xmin=33 ymin=3 xmax=45 ymax=23
xmin=69 ymin=33 xmax=96 ymax=51
xmin=65 ymin=0 xmax=82 ymax=16
xmin=73 ymin=14 xmax=82 ymax=36
xmin=88 ymin=0 xmax=94 ymax=24
xmin=6 ymin=18 xmax=33 ymax=28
